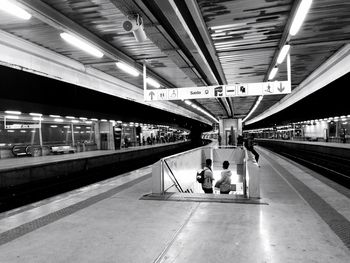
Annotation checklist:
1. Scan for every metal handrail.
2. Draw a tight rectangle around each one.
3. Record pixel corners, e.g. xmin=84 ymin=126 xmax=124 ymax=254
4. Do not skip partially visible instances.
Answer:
xmin=163 ymin=160 xmax=184 ymax=193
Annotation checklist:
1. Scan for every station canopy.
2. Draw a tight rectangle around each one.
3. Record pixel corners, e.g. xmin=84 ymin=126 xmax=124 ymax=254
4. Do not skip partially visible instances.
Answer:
xmin=0 ymin=0 xmax=349 ymax=125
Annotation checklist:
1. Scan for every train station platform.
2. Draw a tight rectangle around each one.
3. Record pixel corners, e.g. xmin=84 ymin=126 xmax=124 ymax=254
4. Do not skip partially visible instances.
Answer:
xmin=0 ymin=141 xmax=188 ymax=172
xmin=0 ymin=147 xmax=349 ymax=262
xmin=0 ymin=141 xmax=192 ymax=195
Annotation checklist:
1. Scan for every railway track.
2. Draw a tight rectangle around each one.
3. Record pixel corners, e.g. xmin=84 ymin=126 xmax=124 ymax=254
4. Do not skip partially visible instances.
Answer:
xmin=261 ymin=145 xmax=350 ymax=188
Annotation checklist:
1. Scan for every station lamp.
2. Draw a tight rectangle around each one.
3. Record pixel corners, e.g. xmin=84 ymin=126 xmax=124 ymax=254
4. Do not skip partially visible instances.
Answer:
xmin=5 ymin=110 xmax=21 ymax=115
xmin=116 ymin=62 xmax=140 ymax=77
xmin=0 ymin=0 xmax=31 ymax=20
xmin=146 ymin=78 xmax=161 ymax=88
xmin=289 ymin=0 xmax=313 ymax=36
xmin=60 ymin=32 xmax=104 ymax=58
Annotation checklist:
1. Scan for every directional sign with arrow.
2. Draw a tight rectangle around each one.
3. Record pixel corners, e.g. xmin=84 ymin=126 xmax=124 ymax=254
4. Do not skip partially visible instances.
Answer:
xmin=149 ymin=91 xmax=155 ymax=100
xmin=144 ymin=80 xmax=291 ymax=101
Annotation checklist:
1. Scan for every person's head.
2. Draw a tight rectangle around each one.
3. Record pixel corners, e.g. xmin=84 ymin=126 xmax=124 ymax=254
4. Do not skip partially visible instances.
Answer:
xmin=206 ymin=159 xmax=212 ymax=167
xmin=223 ymin=160 xmax=229 ymax=169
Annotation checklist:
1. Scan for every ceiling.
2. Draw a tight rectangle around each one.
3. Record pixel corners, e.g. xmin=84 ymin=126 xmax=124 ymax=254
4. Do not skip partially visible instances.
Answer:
xmin=0 ymin=0 xmax=349 ymax=125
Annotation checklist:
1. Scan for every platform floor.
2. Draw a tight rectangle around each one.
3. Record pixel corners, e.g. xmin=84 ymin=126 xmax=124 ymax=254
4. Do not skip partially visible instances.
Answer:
xmin=0 ymin=147 xmax=349 ymax=262
xmin=0 ymin=141 xmax=184 ymax=172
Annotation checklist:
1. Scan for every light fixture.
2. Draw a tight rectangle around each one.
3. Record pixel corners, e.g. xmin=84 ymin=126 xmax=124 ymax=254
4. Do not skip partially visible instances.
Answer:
xmin=29 ymin=113 xmax=42 ymax=117
xmin=276 ymin=45 xmax=290 ymax=64
xmin=72 ymin=120 xmax=79 ymax=123
xmin=50 ymin=115 xmax=61 ymax=118
xmin=50 ymin=125 xmax=58 ymax=128
xmin=60 ymin=32 xmax=104 ymax=58
xmin=5 ymin=115 xmax=19 ymax=119
xmin=0 ymin=0 xmax=32 ymax=20
xmin=289 ymin=0 xmax=313 ymax=36
xmin=54 ymin=118 xmax=64 ymax=122
xmin=184 ymin=100 xmax=192 ymax=106
xmin=268 ymin=67 xmax=278 ymax=80
xmin=146 ymin=78 xmax=161 ymax=88
xmin=32 ymin=117 xmax=43 ymax=121
xmin=79 ymin=117 xmax=87 ymax=120
xmin=101 ymin=119 xmax=107 ymax=122
xmin=90 ymin=118 xmax=98 ymax=121
xmin=5 ymin=110 xmax=21 ymax=115
xmin=116 ymin=62 xmax=140 ymax=77
xmin=66 ymin=116 xmax=75 ymax=119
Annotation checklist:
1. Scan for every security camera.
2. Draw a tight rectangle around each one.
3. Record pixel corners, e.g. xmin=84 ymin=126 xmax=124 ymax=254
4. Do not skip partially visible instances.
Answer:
xmin=122 ymin=15 xmax=147 ymax=42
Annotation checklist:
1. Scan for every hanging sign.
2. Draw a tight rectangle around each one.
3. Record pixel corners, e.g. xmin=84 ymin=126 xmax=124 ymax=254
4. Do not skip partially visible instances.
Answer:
xmin=144 ymin=80 xmax=291 ymax=101
xmin=5 ymin=124 xmax=40 ymax=129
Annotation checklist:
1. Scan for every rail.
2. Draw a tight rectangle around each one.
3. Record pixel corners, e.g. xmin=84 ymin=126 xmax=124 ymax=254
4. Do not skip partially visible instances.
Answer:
xmin=151 ymin=145 xmax=260 ymax=198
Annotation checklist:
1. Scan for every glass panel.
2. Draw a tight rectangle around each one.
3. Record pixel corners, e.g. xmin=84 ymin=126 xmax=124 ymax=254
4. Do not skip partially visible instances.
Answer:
xmin=73 ymin=124 xmax=95 ymax=144
xmin=0 ymin=117 xmax=40 ymax=146
xmin=41 ymin=122 xmax=72 ymax=145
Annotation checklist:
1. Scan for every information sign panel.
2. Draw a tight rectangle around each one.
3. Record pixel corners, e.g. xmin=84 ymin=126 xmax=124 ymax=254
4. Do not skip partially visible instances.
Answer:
xmin=144 ymin=80 xmax=291 ymax=101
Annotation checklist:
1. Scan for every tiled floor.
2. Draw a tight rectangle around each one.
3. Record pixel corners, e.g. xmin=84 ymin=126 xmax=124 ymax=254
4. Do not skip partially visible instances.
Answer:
xmin=0 ymin=147 xmax=349 ymax=262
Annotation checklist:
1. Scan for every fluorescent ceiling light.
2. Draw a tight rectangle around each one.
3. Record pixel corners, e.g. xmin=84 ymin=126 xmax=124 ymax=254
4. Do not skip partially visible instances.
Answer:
xmin=50 ymin=115 xmax=61 ymax=118
xmin=0 ymin=0 xmax=31 ymax=20
xmin=71 ymin=120 xmax=79 ymax=123
xmin=54 ymin=118 xmax=63 ymax=122
xmin=268 ymin=67 xmax=278 ymax=80
xmin=290 ymin=0 xmax=313 ymax=36
xmin=32 ymin=117 xmax=43 ymax=121
xmin=60 ymin=32 xmax=104 ymax=58
xmin=5 ymin=110 xmax=21 ymax=115
xmin=5 ymin=115 xmax=19 ymax=119
xmin=101 ymin=119 xmax=107 ymax=122
xmin=116 ymin=62 xmax=140 ymax=77
xmin=66 ymin=116 xmax=75 ymax=119
xmin=184 ymin=100 xmax=192 ymax=106
xmin=79 ymin=117 xmax=87 ymax=120
xmin=276 ymin=45 xmax=290 ymax=64
xmin=50 ymin=125 xmax=58 ymax=128
xmin=146 ymin=78 xmax=161 ymax=88
xmin=30 ymin=113 xmax=42 ymax=116
xmin=90 ymin=118 xmax=98 ymax=121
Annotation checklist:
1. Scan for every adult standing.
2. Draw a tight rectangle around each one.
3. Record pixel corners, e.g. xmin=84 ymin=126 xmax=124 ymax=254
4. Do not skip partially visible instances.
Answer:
xmin=215 ymin=160 xmax=232 ymax=194
xmin=202 ymin=159 xmax=214 ymax=194
xmin=245 ymin=134 xmax=260 ymax=165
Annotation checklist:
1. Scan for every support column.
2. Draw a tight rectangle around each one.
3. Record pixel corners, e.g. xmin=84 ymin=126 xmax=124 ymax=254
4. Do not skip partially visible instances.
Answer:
xmin=219 ymin=118 xmax=243 ymax=146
